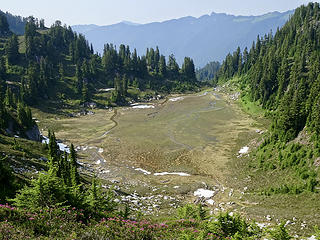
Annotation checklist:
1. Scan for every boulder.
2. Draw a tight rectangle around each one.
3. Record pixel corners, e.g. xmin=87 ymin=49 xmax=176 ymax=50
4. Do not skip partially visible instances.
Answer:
xmin=26 ymin=125 xmax=41 ymax=142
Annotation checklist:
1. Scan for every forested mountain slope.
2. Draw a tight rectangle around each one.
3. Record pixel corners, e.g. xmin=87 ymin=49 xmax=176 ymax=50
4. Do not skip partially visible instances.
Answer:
xmin=72 ymin=11 xmax=293 ymax=67
xmin=196 ymin=61 xmax=220 ymax=81
xmin=0 ymin=12 xmax=199 ymax=136
xmin=0 ymin=10 xmax=27 ymax=35
xmin=218 ymin=2 xmax=320 ymax=194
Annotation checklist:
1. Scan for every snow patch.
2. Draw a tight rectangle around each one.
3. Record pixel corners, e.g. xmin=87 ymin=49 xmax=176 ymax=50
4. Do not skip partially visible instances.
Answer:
xmin=58 ymin=143 xmax=70 ymax=153
xmin=239 ymin=146 xmax=249 ymax=154
xmin=132 ymin=105 xmax=155 ymax=109
xmin=198 ymin=92 xmax=209 ymax=97
xmin=135 ymin=168 xmax=151 ymax=175
xmin=307 ymin=236 xmax=317 ymax=240
xmin=42 ymin=136 xmax=70 ymax=153
xmin=98 ymin=88 xmax=114 ymax=92
xmin=256 ymin=223 xmax=267 ymax=229
xmin=206 ymin=199 xmax=215 ymax=205
xmin=194 ymin=189 xmax=215 ymax=199
xmin=169 ymin=97 xmax=184 ymax=102
xmin=154 ymin=172 xmax=190 ymax=176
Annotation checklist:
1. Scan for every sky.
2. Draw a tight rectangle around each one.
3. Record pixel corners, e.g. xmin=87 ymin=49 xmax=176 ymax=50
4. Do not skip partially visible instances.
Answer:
xmin=0 ymin=0 xmax=315 ymax=26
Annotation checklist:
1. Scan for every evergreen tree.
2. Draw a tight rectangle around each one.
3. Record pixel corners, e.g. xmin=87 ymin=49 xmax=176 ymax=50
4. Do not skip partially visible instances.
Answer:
xmin=168 ymin=54 xmax=179 ymax=79
xmin=181 ymin=57 xmax=196 ymax=82
xmin=39 ymin=19 xmax=45 ymax=29
xmin=17 ymin=102 xmax=28 ymax=128
xmin=81 ymin=83 xmax=89 ymax=103
xmin=122 ymin=74 xmax=128 ymax=96
xmin=48 ymin=131 xmax=59 ymax=169
xmin=85 ymin=176 xmax=116 ymax=212
xmin=159 ymin=55 xmax=167 ymax=77
xmin=5 ymin=34 xmax=19 ymax=65
xmin=4 ymin=86 xmax=14 ymax=109
xmin=69 ymin=144 xmax=80 ymax=185
xmin=0 ymin=13 xmax=10 ymax=36
xmin=0 ymin=57 xmax=6 ymax=81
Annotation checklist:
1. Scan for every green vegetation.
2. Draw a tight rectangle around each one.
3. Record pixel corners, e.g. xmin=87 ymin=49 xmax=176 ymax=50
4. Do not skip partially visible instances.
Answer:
xmin=0 ymin=156 xmax=18 ymax=202
xmin=1 ymin=3 xmax=320 ymax=239
xmin=217 ymin=2 xmax=320 ymax=195
xmin=0 ymin=197 xmax=299 ymax=240
xmin=0 ymin=12 xmax=200 ymax=136
xmin=0 ymin=12 xmax=10 ymax=37
xmin=0 ymin=125 xmax=300 ymax=239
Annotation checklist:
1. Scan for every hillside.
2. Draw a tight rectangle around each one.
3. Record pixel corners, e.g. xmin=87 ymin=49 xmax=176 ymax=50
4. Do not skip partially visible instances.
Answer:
xmin=1 ymin=4 xmax=320 ymax=240
xmin=217 ymin=2 xmax=320 ymax=199
xmin=72 ymin=11 xmax=293 ymax=67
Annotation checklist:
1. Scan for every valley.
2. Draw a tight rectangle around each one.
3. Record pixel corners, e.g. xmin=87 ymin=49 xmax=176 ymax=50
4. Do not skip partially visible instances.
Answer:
xmin=1 ymin=2 xmax=320 ymax=239
xmin=31 ymin=86 xmax=320 ymax=237
xmin=33 ymin=89 xmax=262 ymax=216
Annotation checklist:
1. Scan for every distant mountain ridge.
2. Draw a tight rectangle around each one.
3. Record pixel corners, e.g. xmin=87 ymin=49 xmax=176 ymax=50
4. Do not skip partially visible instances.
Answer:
xmin=72 ymin=10 xmax=293 ymax=67
xmin=0 ymin=9 xmax=27 ymax=35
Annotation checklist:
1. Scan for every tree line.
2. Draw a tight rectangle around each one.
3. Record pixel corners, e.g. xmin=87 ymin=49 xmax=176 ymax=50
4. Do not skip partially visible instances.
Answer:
xmin=0 ymin=12 xmax=199 ymax=133
xmin=217 ymin=2 xmax=320 ymax=142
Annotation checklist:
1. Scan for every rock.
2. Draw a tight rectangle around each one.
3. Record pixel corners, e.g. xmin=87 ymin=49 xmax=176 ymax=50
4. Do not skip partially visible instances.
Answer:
xmin=284 ymin=220 xmax=292 ymax=227
xmin=314 ymin=157 xmax=320 ymax=167
xmin=26 ymin=125 xmax=41 ymax=141
xmin=307 ymin=235 xmax=317 ymax=240
xmin=228 ymin=189 xmax=233 ymax=197
xmin=39 ymin=157 xmax=48 ymax=162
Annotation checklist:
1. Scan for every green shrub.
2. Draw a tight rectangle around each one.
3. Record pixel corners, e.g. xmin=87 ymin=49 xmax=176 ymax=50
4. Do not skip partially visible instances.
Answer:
xmin=207 ymin=212 xmax=254 ymax=238
xmin=177 ymin=204 xmax=208 ymax=221
xmin=267 ymin=222 xmax=292 ymax=240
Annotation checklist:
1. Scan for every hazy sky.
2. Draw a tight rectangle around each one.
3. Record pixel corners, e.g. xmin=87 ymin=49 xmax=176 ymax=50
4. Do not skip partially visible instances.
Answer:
xmin=0 ymin=0 xmax=314 ymax=26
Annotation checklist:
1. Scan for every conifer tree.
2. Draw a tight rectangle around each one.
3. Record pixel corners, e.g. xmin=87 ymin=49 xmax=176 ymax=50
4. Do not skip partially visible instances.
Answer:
xmin=0 ymin=57 xmax=6 ymax=81
xmin=181 ymin=57 xmax=196 ymax=82
xmin=86 ymin=175 xmax=116 ymax=212
xmin=48 ymin=131 xmax=59 ymax=169
xmin=17 ymin=102 xmax=28 ymax=128
xmin=69 ymin=144 xmax=80 ymax=185
xmin=82 ymin=83 xmax=89 ymax=103
xmin=168 ymin=54 xmax=179 ymax=79
xmin=159 ymin=55 xmax=167 ymax=77
xmin=122 ymin=74 xmax=128 ymax=96
xmin=5 ymin=34 xmax=19 ymax=65
xmin=0 ymin=13 xmax=10 ymax=36
xmin=4 ymin=86 xmax=14 ymax=109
